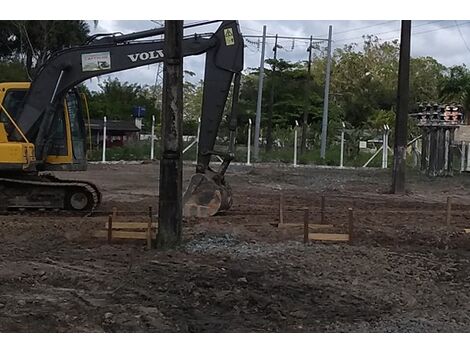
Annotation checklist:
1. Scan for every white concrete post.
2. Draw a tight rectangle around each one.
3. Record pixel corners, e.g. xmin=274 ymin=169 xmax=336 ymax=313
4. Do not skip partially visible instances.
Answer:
xmin=150 ymin=115 xmax=155 ymax=160
xmin=247 ymin=118 xmax=252 ymax=165
xmin=294 ymin=120 xmax=299 ymax=167
xmin=466 ymin=142 xmax=470 ymax=172
xmin=102 ymin=116 xmax=107 ymax=163
xmin=461 ymin=141 xmax=466 ymax=172
xmin=382 ymin=124 xmax=390 ymax=169
xmin=340 ymin=121 xmax=345 ymax=168
xmin=196 ymin=118 xmax=201 ymax=162
xmin=444 ymin=129 xmax=449 ymax=171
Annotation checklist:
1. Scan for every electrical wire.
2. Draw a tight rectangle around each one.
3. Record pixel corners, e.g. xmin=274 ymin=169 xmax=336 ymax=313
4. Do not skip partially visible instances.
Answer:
xmin=375 ymin=20 xmax=470 ymax=43
xmin=334 ymin=20 xmax=442 ymax=43
xmin=329 ymin=20 xmax=396 ymax=36
xmin=455 ymin=20 xmax=470 ymax=54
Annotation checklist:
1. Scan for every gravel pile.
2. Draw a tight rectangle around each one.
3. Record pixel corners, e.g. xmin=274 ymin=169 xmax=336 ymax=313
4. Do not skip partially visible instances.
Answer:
xmin=184 ymin=233 xmax=305 ymax=258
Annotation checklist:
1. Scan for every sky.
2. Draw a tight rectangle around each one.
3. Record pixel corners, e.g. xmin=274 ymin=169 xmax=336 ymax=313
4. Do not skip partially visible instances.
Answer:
xmin=83 ymin=19 xmax=470 ymax=92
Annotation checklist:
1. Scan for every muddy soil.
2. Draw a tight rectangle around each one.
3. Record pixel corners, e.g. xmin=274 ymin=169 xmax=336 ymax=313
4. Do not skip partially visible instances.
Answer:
xmin=0 ymin=162 xmax=470 ymax=332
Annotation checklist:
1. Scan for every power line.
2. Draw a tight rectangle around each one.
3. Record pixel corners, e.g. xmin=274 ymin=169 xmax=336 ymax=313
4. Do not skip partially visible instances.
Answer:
xmin=375 ymin=20 xmax=470 ymax=43
xmin=331 ymin=20 xmax=396 ymax=36
xmin=334 ymin=20 xmax=443 ymax=43
xmin=455 ymin=20 xmax=470 ymax=54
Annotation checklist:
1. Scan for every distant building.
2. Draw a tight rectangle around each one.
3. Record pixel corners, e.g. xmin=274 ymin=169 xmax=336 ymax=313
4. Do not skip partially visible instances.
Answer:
xmin=87 ymin=118 xmax=141 ymax=148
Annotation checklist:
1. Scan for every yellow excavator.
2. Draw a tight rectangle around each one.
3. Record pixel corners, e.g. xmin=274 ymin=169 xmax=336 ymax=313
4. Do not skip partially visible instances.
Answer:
xmin=0 ymin=20 xmax=244 ymax=214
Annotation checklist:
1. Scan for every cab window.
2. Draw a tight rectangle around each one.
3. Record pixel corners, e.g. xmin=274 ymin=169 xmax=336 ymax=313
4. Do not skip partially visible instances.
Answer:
xmin=0 ymin=89 xmax=27 ymax=130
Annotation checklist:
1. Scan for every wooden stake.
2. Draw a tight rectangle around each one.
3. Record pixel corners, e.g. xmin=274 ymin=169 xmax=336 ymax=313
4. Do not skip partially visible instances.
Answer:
xmin=446 ymin=196 xmax=452 ymax=228
xmin=320 ymin=195 xmax=326 ymax=224
xmin=147 ymin=206 xmax=153 ymax=250
xmin=112 ymin=207 xmax=117 ymax=218
xmin=107 ymin=215 xmax=113 ymax=244
xmin=279 ymin=189 xmax=285 ymax=224
xmin=303 ymin=208 xmax=309 ymax=244
xmin=348 ymin=208 xmax=354 ymax=242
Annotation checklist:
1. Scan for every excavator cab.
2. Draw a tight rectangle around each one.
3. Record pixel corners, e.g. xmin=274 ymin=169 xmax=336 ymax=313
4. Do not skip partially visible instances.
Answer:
xmin=0 ymin=83 xmax=88 ymax=172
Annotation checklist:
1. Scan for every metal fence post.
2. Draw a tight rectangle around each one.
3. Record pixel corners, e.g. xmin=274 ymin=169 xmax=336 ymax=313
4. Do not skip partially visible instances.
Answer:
xmin=294 ymin=120 xmax=299 ymax=167
xmin=466 ymin=142 xmax=470 ymax=172
xmin=461 ymin=141 xmax=466 ymax=172
xmin=340 ymin=122 xmax=345 ymax=168
xmin=150 ymin=114 xmax=155 ymax=160
xmin=102 ymin=116 xmax=107 ymax=163
xmin=247 ymin=118 xmax=252 ymax=165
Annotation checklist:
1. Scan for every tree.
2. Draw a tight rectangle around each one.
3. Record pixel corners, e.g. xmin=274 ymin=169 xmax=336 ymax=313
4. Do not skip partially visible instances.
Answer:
xmin=439 ymin=65 xmax=470 ymax=116
xmin=0 ymin=20 xmax=90 ymax=78
xmin=86 ymin=78 xmax=159 ymax=132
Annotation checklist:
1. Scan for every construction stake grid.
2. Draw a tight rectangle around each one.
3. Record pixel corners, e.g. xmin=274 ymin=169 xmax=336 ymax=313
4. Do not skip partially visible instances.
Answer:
xmin=278 ymin=189 xmax=353 ymax=243
xmin=94 ymin=206 xmax=157 ymax=249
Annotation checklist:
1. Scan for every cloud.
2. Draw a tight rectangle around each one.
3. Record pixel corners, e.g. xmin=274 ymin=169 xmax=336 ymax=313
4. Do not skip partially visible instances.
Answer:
xmin=85 ymin=20 xmax=470 ymax=92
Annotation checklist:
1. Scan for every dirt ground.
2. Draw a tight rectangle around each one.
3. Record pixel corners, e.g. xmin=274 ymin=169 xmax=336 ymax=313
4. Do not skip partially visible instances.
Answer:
xmin=1 ymin=162 xmax=470 ymax=332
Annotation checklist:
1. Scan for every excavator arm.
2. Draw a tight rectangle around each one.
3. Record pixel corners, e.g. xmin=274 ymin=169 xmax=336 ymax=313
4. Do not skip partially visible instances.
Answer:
xmin=14 ymin=21 xmax=243 ymax=163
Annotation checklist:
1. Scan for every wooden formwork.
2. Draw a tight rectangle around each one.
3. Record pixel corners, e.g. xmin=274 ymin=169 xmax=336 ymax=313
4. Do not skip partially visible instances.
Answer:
xmin=278 ymin=189 xmax=352 ymax=243
xmin=94 ymin=206 xmax=157 ymax=249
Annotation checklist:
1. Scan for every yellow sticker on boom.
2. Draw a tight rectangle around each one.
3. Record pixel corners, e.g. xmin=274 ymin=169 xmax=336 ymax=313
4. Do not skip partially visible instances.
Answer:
xmin=224 ymin=28 xmax=235 ymax=46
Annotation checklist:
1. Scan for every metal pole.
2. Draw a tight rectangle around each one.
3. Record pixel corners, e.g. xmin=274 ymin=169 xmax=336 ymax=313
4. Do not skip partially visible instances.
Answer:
xmin=320 ymin=25 xmax=333 ymax=159
xmin=254 ymin=25 xmax=267 ymax=161
xmin=385 ymin=125 xmax=390 ymax=168
xmin=466 ymin=142 xmax=470 ymax=172
xmin=196 ymin=118 xmax=201 ymax=162
xmin=461 ymin=141 xmax=466 ymax=172
xmin=444 ymin=129 xmax=449 ymax=172
xmin=301 ymin=35 xmax=313 ymax=155
xmin=266 ymin=34 xmax=278 ymax=152
xmin=294 ymin=120 xmax=299 ymax=167
xmin=102 ymin=116 xmax=107 ymax=163
xmin=247 ymin=118 xmax=252 ymax=165
xmin=340 ymin=122 xmax=345 ymax=168
xmin=391 ymin=20 xmax=411 ymax=194
xmin=157 ymin=20 xmax=184 ymax=249
xmin=382 ymin=125 xmax=387 ymax=169
xmin=150 ymin=114 xmax=155 ymax=160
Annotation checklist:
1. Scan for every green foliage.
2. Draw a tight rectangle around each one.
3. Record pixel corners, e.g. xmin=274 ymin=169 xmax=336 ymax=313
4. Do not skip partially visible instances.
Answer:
xmin=0 ymin=20 xmax=89 ymax=77
xmin=84 ymin=78 xmax=159 ymax=132
xmin=0 ymin=60 xmax=28 ymax=82
xmin=439 ymin=65 xmax=470 ymax=114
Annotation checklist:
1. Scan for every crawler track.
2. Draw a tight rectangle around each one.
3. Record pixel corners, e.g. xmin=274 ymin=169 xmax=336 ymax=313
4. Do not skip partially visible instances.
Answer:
xmin=0 ymin=174 xmax=101 ymax=212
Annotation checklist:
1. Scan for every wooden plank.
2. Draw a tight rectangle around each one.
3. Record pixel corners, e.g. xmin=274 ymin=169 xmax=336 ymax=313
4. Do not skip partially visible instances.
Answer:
xmin=464 ymin=229 xmax=470 ymax=233
xmin=308 ymin=233 xmax=350 ymax=242
xmin=104 ymin=222 xmax=158 ymax=230
xmin=278 ymin=223 xmax=333 ymax=229
xmin=95 ymin=230 xmax=149 ymax=240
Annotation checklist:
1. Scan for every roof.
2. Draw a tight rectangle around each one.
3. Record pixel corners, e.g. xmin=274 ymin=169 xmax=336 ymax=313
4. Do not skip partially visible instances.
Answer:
xmin=87 ymin=119 xmax=140 ymax=132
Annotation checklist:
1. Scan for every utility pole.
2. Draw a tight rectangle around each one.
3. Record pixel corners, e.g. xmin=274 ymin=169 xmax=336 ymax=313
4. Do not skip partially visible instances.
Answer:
xmin=253 ymin=25 xmax=267 ymax=160
xmin=391 ymin=20 xmax=412 ymax=194
xmin=320 ymin=25 xmax=333 ymax=159
xmin=157 ymin=20 xmax=184 ymax=249
xmin=301 ymin=35 xmax=313 ymax=155
xmin=266 ymin=34 xmax=279 ymax=152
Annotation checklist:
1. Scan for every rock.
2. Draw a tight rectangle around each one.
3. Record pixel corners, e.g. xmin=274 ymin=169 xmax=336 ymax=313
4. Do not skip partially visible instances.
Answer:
xmin=290 ymin=310 xmax=308 ymax=319
xmin=104 ymin=312 xmax=114 ymax=320
xmin=17 ymin=300 xmax=26 ymax=306
xmin=237 ymin=277 xmax=248 ymax=283
xmin=0 ymin=303 xmax=5 ymax=309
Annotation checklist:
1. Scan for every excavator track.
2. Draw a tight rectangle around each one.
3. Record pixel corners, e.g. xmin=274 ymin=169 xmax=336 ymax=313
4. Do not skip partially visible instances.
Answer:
xmin=0 ymin=174 xmax=101 ymax=212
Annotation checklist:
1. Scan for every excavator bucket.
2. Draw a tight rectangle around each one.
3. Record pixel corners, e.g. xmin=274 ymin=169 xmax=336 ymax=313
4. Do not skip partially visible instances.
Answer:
xmin=183 ymin=173 xmax=232 ymax=217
